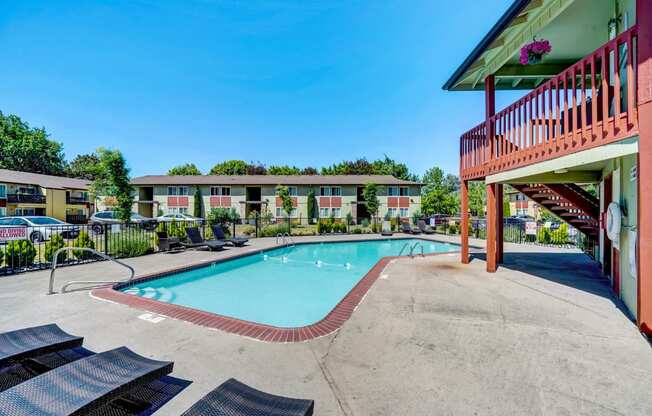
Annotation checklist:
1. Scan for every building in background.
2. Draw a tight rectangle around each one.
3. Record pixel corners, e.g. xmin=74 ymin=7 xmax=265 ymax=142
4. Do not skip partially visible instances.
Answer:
xmin=0 ymin=169 xmax=92 ymax=223
xmin=129 ymin=175 xmax=421 ymax=223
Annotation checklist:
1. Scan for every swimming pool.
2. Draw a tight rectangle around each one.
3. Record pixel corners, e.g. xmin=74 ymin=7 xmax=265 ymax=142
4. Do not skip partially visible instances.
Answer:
xmin=117 ymin=239 xmax=457 ymax=329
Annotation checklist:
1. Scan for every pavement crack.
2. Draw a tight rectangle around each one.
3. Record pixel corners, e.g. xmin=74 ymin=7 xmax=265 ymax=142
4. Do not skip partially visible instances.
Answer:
xmin=309 ymin=335 xmax=354 ymax=416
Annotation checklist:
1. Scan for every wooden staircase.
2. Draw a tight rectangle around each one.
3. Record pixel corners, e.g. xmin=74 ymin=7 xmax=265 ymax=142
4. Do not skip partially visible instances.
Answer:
xmin=511 ymin=184 xmax=600 ymax=237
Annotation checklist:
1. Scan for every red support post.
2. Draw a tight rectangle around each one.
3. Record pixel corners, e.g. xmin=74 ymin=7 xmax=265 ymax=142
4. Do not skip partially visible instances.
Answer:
xmin=461 ymin=179 xmax=469 ymax=264
xmin=496 ymin=183 xmax=504 ymax=264
xmin=636 ymin=0 xmax=652 ymax=335
xmin=485 ymin=75 xmax=498 ymax=272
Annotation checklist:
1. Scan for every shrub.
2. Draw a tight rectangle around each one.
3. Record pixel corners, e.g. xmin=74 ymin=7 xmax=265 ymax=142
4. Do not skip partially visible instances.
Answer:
xmin=361 ymin=218 xmax=370 ymax=228
xmin=317 ymin=220 xmax=333 ymax=234
xmin=371 ymin=222 xmax=380 ymax=233
xmin=537 ymin=227 xmax=551 ymax=244
xmin=3 ymin=240 xmax=37 ymax=268
xmin=332 ymin=222 xmax=347 ymax=233
xmin=157 ymin=220 xmax=192 ymax=239
xmin=45 ymin=234 xmax=67 ymax=263
xmin=109 ymin=234 xmax=153 ymax=258
xmin=550 ymin=223 xmax=569 ymax=245
xmin=72 ymin=232 xmax=96 ymax=260
xmin=448 ymin=223 xmax=459 ymax=234
xmin=240 ymin=225 xmax=256 ymax=236
xmin=352 ymin=227 xmax=363 ymax=234
xmin=260 ymin=224 xmax=289 ymax=238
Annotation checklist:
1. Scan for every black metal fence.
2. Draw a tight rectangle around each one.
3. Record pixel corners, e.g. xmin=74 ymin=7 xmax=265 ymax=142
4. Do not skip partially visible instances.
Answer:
xmin=0 ymin=214 xmax=591 ymax=275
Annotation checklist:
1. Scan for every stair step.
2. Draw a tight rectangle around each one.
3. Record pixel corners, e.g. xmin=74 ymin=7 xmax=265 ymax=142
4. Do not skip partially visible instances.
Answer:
xmin=531 ymin=193 xmax=553 ymax=198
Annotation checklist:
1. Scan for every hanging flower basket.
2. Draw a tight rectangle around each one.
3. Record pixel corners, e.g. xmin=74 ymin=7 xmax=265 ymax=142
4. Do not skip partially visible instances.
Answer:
xmin=520 ymin=39 xmax=552 ymax=65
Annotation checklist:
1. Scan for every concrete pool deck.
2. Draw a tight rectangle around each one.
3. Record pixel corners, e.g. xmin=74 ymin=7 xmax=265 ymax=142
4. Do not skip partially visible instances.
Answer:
xmin=1 ymin=234 xmax=651 ymax=415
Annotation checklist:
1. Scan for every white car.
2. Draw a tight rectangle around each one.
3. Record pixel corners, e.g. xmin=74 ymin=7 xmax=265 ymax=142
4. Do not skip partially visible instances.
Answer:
xmin=156 ymin=213 xmax=202 ymax=222
xmin=0 ymin=216 xmax=80 ymax=243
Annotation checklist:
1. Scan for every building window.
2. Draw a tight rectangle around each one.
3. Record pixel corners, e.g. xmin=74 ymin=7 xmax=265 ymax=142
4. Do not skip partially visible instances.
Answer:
xmin=0 ymin=207 xmax=5 ymax=217
xmin=0 ymin=184 xmax=5 ymax=198
xmin=387 ymin=207 xmax=398 ymax=217
xmin=169 ymin=207 xmax=177 ymax=214
xmin=320 ymin=187 xmax=331 ymax=196
xmin=168 ymin=187 xmax=177 ymax=196
xmin=319 ymin=207 xmax=330 ymax=217
xmin=330 ymin=187 xmax=341 ymax=196
xmin=211 ymin=186 xmax=230 ymax=196
xmin=399 ymin=208 xmax=409 ymax=217
xmin=387 ymin=187 xmax=398 ymax=196
xmin=178 ymin=186 xmax=189 ymax=196
xmin=288 ymin=186 xmax=298 ymax=196
xmin=276 ymin=207 xmax=297 ymax=218
xmin=399 ymin=187 xmax=409 ymax=196
xmin=331 ymin=207 xmax=341 ymax=218
xmin=179 ymin=207 xmax=188 ymax=214
xmin=15 ymin=208 xmax=36 ymax=216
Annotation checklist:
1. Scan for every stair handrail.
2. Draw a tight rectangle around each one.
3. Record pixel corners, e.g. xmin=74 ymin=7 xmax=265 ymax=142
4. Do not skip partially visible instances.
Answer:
xmin=48 ymin=247 xmax=135 ymax=295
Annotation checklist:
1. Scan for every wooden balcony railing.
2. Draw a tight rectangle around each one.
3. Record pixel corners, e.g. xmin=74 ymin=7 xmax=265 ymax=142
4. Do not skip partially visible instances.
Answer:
xmin=460 ymin=25 xmax=639 ymax=180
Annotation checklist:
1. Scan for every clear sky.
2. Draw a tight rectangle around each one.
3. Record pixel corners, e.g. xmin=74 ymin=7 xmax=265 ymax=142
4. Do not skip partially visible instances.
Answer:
xmin=0 ymin=0 xmax=519 ymax=178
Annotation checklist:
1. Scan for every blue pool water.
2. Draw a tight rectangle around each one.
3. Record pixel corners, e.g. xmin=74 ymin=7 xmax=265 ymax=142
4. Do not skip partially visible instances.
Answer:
xmin=122 ymin=239 xmax=458 ymax=327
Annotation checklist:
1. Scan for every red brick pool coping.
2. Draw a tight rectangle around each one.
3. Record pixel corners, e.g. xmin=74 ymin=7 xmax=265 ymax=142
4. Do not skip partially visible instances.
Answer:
xmin=92 ymin=241 xmax=459 ymax=343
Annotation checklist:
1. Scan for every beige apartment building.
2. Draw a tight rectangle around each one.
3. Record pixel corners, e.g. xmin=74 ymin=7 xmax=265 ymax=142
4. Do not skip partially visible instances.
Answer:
xmin=129 ymin=175 xmax=422 ymax=222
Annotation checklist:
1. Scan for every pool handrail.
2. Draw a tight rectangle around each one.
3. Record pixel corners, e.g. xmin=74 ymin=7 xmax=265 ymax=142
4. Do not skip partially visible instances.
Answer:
xmin=398 ymin=242 xmax=411 ymax=257
xmin=409 ymin=242 xmax=424 ymax=258
xmin=48 ymin=247 xmax=135 ymax=295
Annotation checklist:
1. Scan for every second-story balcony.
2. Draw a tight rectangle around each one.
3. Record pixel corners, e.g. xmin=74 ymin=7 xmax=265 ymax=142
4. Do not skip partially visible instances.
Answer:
xmin=66 ymin=195 xmax=90 ymax=204
xmin=7 ymin=193 xmax=46 ymax=204
xmin=460 ymin=26 xmax=639 ymax=181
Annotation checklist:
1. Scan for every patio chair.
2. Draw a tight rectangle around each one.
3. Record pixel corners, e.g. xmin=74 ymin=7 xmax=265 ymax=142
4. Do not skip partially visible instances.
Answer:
xmin=180 ymin=378 xmax=314 ymax=416
xmin=156 ymin=231 xmax=183 ymax=252
xmin=380 ymin=220 xmax=393 ymax=236
xmin=0 ymin=324 xmax=83 ymax=368
xmin=184 ymin=227 xmax=226 ymax=251
xmin=0 ymin=346 xmax=174 ymax=415
xmin=400 ymin=222 xmax=420 ymax=234
xmin=417 ymin=220 xmax=435 ymax=235
xmin=211 ymin=225 xmax=249 ymax=247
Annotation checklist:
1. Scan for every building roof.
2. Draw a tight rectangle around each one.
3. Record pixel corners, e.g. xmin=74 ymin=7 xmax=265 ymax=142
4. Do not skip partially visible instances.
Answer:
xmin=0 ymin=169 xmax=90 ymax=190
xmin=442 ymin=0 xmax=531 ymax=91
xmin=131 ymin=174 xmax=421 ymax=186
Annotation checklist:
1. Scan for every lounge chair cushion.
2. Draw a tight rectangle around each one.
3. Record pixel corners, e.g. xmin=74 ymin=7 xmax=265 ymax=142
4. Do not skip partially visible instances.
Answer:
xmin=181 ymin=378 xmax=314 ymax=416
xmin=211 ymin=226 xmax=249 ymax=246
xmin=0 ymin=324 xmax=83 ymax=368
xmin=0 ymin=347 xmax=173 ymax=416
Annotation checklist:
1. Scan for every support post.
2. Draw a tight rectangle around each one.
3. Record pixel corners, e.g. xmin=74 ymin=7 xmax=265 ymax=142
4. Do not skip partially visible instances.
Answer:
xmin=486 ymin=183 xmax=498 ymax=272
xmin=461 ymin=179 xmax=469 ymax=264
xmin=637 ymin=0 xmax=652 ymax=335
xmin=496 ymin=183 xmax=504 ymax=264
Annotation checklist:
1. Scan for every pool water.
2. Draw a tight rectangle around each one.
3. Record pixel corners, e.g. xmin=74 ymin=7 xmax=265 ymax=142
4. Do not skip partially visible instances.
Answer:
xmin=122 ymin=239 xmax=458 ymax=327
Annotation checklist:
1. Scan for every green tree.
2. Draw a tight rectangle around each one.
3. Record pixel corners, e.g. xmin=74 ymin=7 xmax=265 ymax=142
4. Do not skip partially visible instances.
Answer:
xmin=0 ymin=111 xmax=67 ymax=175
xmin=168 ymin=163 xmax=201 ymax=175
xmin=421 ymin=167 xmax=459 ymax=215
xmin=307 ymin=188 xmax=317 ymax=222
xmin=275 ymin=185 xmax=294 ymax=218
xmin=362 ymin=183 xmax=379 ymax=224
xmin=209 ymin=160 xmax=248 ymax=175
xmin=301 ymin=167 xmax=319 ymax=175
xmin=92 ymin=148 xmax=134 ymax=222
xmin=371 ymin=155 xmax=419 ymax=181
xmin=320 ymin=156 xmax=417 ymax=180
xmin=67 ymin=153 xmax=101 ymax=180
xmin=468 ymin=182 xmax=486 ymax=216
xmin=268 ymin=165 xmax=301 ymax=175
xmin=193 ymin=187 xmax=203 ymax=218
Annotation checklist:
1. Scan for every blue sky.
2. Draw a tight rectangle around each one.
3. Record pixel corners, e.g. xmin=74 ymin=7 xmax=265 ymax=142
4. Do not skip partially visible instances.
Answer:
xmin=0 ymin=0 xmax=518 ymax=177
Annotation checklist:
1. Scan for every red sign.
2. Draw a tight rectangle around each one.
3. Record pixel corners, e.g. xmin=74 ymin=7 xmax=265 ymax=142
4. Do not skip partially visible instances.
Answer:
xmin=0 ymin=227 xmax=27 ymax=241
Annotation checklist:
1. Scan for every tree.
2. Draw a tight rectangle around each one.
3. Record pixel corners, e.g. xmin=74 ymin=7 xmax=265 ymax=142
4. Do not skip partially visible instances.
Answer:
xmin=268 ymin=165 xmax=301 ymax=175
xmin=468 ymin=182 xmax=486 ymax=217
xmin=371 ymin=155 xmax=419 ymax=181
xmin=275 ymin=185 xmax=294 ymax=218
xmin=421 ymin=167 xmax=459 ymax=215
xmin=301 ymin=167 xmax=319 ymax=175
xmin=92 ymin=148 xmax=134 ymax=222
xmin=209 ymin=160 xmax=248 ymax=175
xmin=362 ymin=182 xmax=379 ymax=223
xmin=307 ymin=188 xmax=317 ymax=222
xmin=246 ymin=162 xmax=267 ymax=175
xmin=168 ymin=163 xmax=201 ymax=176
xmin=67 ymin=153 xmax=101 ymax=180
xmin=320 ymin=156 xmax=418 ymax=180
xmin=0 ymin=111 xmax=67 ymax=175
xmin=193 ymin=187 xmax=203 ymax=218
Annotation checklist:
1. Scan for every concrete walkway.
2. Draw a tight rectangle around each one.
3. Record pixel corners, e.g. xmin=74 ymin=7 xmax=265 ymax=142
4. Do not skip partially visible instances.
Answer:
xmin=1 ymin=235 xmax=650 ymax=415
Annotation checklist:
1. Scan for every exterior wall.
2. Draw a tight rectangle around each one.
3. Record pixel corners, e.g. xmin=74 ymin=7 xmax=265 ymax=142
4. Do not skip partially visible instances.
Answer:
xmin=1 ymin=184 xmax=91 ymax=221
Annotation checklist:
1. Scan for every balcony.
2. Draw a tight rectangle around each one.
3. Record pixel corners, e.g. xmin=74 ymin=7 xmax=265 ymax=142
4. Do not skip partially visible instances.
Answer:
xmin=66 ymin=196 xmax=89 ymax=205
xmin=7 ymin=193 xmax=46 ymax=204
xmin=460 ymin=26 xmax=639 ymax=181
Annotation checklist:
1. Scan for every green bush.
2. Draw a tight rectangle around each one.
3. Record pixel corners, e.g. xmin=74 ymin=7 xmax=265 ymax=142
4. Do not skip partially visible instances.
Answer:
xmin=45 ymin=234 xmax=67 ymax=263
xmin=332 ymin=222 xmax=347 ymax=233
xmin=352 ymin=227 xmax=363 ymax=234
xmin=550 ymin=223 xmax=569 ymax=245
xmin=157 ymin=220 xmax=192 ymax=239
xmin=371 ymin=222 xmax=380 ymax=233
xmin=2 ymin=240 xmax=37 ymax=268
xmin=260 ymin=224 xmax=290 ymax=238
xmin=317 ymin=220 xmax=332 ymax=234
xmin=537 ymin=227 xmax=551 ymax=244
xmin=109 ymin=233 xmax=153 ymax=258
xmin=72 ymin=232 xmax=96 ymax=260
xmin=447 ymin=223 xmax=459 ymax=234
xmin=361 ymin=218 xmax=370 ymax=228
xmin=240 ymin=225 xmax=256 ymax=236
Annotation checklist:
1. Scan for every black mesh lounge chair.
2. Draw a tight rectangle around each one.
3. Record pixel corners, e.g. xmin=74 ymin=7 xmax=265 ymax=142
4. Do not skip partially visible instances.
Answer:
xmin=0 ymin=324 xmax=83 ymax=368
xmin=417 ymin=220 xmax=436 ymax=234
xmin=400 ymin=222 xmax=420 ymax=234
xmin=180 ymin=378 xmax=314 ymax=416
xmin=380 ymin=220 xmax=393 ymax=236
xmin=0 ymin=346 xmax=173 ymax=416
xmin=211 ymin=225 xmax=249 ymax=247
xmin=185 ymin=227 xmax=226 ymax=251
xmin=157 ymin=231 xmax=183 ymax=252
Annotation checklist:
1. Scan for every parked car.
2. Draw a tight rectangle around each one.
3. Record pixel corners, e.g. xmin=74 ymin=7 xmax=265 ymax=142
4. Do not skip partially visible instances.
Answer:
xmin=89 ymin=211 xmax=157 ymax=234
xmin=156 ymin=213 xmax=202 ymax=222
xmin=0 ymin=216 xmax=80 ymax=243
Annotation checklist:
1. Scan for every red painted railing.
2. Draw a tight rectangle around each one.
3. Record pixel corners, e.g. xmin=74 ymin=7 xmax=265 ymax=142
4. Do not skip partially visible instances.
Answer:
xmin=460 ymin=26 xmax=639 ymax=180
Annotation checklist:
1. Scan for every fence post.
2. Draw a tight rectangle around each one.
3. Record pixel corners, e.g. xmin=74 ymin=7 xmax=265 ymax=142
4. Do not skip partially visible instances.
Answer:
xmin=255 ymin=213 xmax=259 ymax=238
xmin=232 ymin=220 xmax=236 ymax=238
xmin=103 ymin=223 xmax=109 ymax=255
